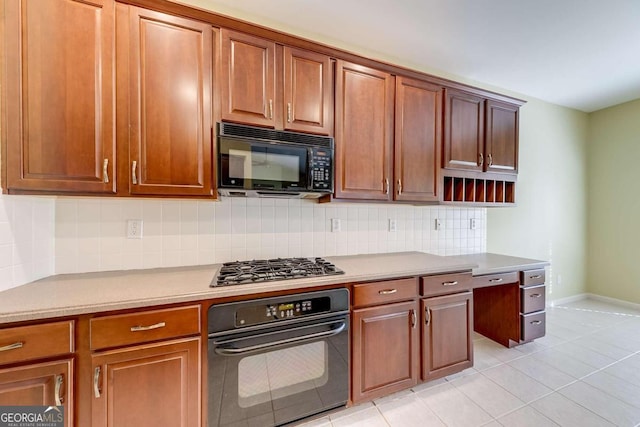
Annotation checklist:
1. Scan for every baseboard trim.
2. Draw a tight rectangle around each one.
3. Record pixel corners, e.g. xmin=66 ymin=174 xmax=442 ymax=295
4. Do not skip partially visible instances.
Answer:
xmin=549 ymin=293 xmax=640 ymax=311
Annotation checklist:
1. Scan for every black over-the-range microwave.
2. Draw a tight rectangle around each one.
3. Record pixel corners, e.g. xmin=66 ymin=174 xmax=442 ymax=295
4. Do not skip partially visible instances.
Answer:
xmin=217 ymin=122 xmax=334 ymax=198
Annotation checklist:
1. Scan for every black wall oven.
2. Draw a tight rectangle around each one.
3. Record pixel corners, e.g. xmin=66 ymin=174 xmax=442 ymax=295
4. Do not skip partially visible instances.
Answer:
xmin=207 ymin=289 xmax=349 ymax=426
xmin=217 ymin=122 xmax=334 ymax=198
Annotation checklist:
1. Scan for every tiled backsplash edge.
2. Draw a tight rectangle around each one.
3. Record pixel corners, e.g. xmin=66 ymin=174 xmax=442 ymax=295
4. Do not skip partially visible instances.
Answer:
xmin=54 ymin=197 xmax=487 ymax=275
xmin=0 ymin=195 xmax=55 ymax=292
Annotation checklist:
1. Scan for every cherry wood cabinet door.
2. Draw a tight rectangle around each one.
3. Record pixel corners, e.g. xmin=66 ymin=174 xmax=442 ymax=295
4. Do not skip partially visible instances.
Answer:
xmin=221 ymin=29 xmax=276 ymax=127
xmin=283 ymin=46 xmax=333 ymax=135
xmin=91 ymin=338 xmax=200 ymax=427
xmin=123 ymin=7 xmax=213 ymax=197
xmin=394 ymin=77 xmax=442 ymax=202
xmin=2 ymin=0 xmax=116 ymax=194
xmin=485 ymin=99 xmax=519 ymax=173
xmin=351 ymin=300 xmax=419 ymax=403
xmin=0 ymin=359 xmax=73 ymax=427
xmin=335 ymin=61 xmax=394 ymax=201
xmin=443 ymin=89 xmax=485 ymax=172
xmin=422 ymin=291 xmax=473 ymax=381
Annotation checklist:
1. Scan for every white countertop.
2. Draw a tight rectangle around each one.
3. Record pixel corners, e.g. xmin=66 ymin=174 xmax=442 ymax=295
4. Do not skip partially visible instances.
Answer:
xmin=0 ymin=252 xmax=548 ymax=324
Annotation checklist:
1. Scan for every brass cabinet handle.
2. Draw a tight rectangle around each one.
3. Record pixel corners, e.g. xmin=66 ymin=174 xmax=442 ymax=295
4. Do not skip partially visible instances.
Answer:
xmin=0 ymin=341 xmax=23 ymax=352
xmin=384 ymin=178 xmax=390 ymax=194
xmin=93 ymin=367 xmax=101 ymax=398
xmin=397 ymin=179 xmax=402 ymax=195
xmin=425 ymin=307 xmax=431 ymax=325
xmin=530 ymin=293 xmax=542 ymax=298
xmin=411 ymin=309 xmax=416 ymax=328
xmin=132 ymin=160 xmax=138 ymax=185
xmin=489 ymin=278 xmax=503 ymax=283
xmin=130 ymin=321 xmax=166 ymax=332
xmin=103 ymin=159 xmax=109 ymax=184
xmin=478 ymin=153 xmax=484 ymax=167
xmin=530 ymin=320 xmax=542 ymax=325
xmin=269 ymin=99 xmax=273 ymax=119
xmin=530 ymin=275 xmax=543 ymax=279
xmin=442 ymin=281 xmax=458 ymax=286
xmin=488 ymin=153 xmax=493 ymax=167
xmin=287 ymin=102 xmax=292 ymax=122
xmin=55 ymin=374 xmax=64 ymax=406
xmin=378 ymin=289 xmax=397 ymax=295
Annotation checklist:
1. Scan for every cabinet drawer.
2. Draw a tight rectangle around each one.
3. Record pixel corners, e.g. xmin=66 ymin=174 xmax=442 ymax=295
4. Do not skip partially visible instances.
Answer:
xmin=421 ymin=272 xmax=472 ymax=297
xmin=521 ymin=285 xmax=546 ymax=314
xmin=353 ymin=278 xmax=418 ymax=308
xmin=90 ymin=305 xmax=201 ymax=351
xmin=0 ymin=321 xmax=74 ymax=365
xmin=520 ymin=269 xmax=545 ymax=286
xmin=521 ymin=311 xmax=545 ymax=342
xmin=473 ymin=271 xmax=518 ymax=289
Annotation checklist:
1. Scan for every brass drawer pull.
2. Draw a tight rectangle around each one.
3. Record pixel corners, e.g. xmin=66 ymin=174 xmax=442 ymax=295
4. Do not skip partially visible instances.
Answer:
xmin=530 ymin=320 xmax=542 ymax=325
xmin=442 ymin=281 xmax=458 ymax=286
xmin=55 ymin=374 xmax=64 ymax=406
xmin=103 ymin=159 xmax=109 ymax=183
xmin=489 ymin=278 xmax=503 ymax=283
xmin=93 ymin=367 xmax=101 ymax=398
xmin=529 ymin=274 xmax=543 ymax=279
xmin=378 ymin=289 xmax=397 ymax=295
xmin=530 ymin=293 xmax=542 ymax=298
xmin=411 ymin=309 xmax=416 ymax=328
xmin=130 ymin=321 xmax=166 ymax=332
xmin=425 ymin=307 xmax=431 ymax=325
xmin=0 ymin=342 xmax=24 ymax=352
xmin=287 ymin=102 xmax=292 ymax=122
xmin=132 ymin=160 xmax=138 ymax=185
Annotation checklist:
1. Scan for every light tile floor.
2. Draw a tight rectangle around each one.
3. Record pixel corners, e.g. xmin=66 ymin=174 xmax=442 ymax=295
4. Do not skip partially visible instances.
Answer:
xmin=300 ymin=298 xmax=640 ymax=427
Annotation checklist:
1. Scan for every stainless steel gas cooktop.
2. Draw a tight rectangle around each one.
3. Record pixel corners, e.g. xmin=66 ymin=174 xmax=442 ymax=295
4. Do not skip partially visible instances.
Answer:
xmin=212 ymin=257 xmax=344 ymax=287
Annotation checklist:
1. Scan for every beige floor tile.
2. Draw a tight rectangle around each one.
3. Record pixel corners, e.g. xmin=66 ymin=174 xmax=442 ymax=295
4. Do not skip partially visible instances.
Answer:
xmin=582 ymin=370 xmax=640 ymax=408
xmin=297 ymin=415 xmax=333 ymax=427
xmin=449 ymin=373 xmax=525 ymax=418
xmin=508 ymin=356 xmax=576 ymax=390
xmin=330 ymin=405 xmax=388 ymax=427
xmin=531 ymin=392 xmax=615 ymax=427
xmin=551 ymin=341 xmax=617 ymax=369
xmin=530 ymin=348 xmax=598 ymax=378
xmin=558 ymin=381 xmax=640 ymax=426
xmin=376 ymin=393 xmax=445 ymax=427
xmin=415 ymin=382 xmax=493 ymax=427
xmin=496 ymin=405 xmax=559 ymax=427
xmin=481 ymin=364 xmax=552 ymax=403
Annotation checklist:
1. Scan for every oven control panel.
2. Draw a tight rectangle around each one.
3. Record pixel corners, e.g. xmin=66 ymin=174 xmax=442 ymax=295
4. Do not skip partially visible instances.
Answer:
xmin=310 ymin=147 xmax=333 ymax=191
xmin=235 ymin=296 xmax=331 ymax=327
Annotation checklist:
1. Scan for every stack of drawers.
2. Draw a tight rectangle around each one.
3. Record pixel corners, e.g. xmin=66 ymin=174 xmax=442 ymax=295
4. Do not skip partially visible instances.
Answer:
xmin=520 ymin=269 xmax=546 ymax=342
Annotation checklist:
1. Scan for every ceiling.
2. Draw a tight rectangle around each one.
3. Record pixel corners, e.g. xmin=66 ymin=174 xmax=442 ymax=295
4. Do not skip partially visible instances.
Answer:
xmin=184 ymin=0 xmax=640 ymax=112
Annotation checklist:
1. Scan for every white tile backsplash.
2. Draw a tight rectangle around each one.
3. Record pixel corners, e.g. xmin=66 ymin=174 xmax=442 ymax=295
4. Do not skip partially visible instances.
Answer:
xmin=53 ymin=197 xmax=487 ymax=275
xmin=0 ymin=195 xmax=55 ymax=291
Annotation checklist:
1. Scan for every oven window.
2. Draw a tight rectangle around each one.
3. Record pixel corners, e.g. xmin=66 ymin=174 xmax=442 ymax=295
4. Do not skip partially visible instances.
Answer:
xmin=237 ymin=341 xmax=328 ymax=408
xmin=229 ymin=149 xmax=300 ymax=182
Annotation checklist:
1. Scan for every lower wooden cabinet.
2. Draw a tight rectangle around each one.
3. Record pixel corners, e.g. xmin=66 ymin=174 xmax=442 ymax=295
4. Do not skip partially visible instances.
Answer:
xmin=0 ymin=359 xmax=73 ymax=427
xmin=91 ymin=337 xmax=201 ymax=427
xmin=421 ymin=291 xmax=473 ymax=381
xmin=351 ymin=300 xmax=419 ymax=403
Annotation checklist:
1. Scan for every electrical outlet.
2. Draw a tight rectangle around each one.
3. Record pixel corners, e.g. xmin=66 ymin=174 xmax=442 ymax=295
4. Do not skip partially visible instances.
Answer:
xmin=127 ymin=219 xmax=143 ymax=239
xmin=388 ymin=219 xmax=397 ymax=232
xmin=470 ymin=218 xmax=477 ymax=230
xmin=434 ymin=219 xmax=442 ymax=230
xmin=331 ymin=218 xmax=341 ymax=232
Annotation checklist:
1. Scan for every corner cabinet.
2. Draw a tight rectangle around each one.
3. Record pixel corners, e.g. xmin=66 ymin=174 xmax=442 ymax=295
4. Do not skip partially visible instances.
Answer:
xmin=118 ymin=6 xmax=214 ymax=197
xmin=334 ymin=61 xmax=395 ymax=201
xmin=0 ymin=321 xmax=75 ymax=427
xmin=2 ymin=0 xmax=116 ymax=194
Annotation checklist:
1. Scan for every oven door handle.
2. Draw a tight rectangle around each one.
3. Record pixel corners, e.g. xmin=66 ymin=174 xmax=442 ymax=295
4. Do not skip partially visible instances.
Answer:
xmin=213 ymin=320 xmax=346 ymax=356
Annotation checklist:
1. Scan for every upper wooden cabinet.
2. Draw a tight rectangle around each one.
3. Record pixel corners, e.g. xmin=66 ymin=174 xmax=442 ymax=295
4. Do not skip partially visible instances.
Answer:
xmin=485 ymin=99 xmax=519 ymax=173
xmin=221 ymin=29 xmax=276 ymax=128
xmin=283 ymin=46 xmax=333 ymax=135
xmin=2 ymin=0 xmax=116 ymax=194
xmin=444 ymin=88 xmax=520 ymax=174
xmin=220 ymin=29 xmax=333 ymax=135
xmin=394 ymin=76 xmax=442 ymax=202
xmin=334 ymin=61 xmax=394 ymax=200
xmin=443 ymin=89 xmax=485 ymax=172
xmin=120 ymin=6 xmax=214 ymax=197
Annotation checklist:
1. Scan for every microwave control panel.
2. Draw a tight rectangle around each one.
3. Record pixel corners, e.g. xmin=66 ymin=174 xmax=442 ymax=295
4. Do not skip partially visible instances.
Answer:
xmin=310 ymin=147 xmax=333 ymax=191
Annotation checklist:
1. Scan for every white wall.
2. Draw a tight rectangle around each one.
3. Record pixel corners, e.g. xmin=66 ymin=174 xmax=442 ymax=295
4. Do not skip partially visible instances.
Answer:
xmin=54 ymin=197 xmax=486 ymax=274
xmin=0 ymin=195 xmax=55 ymax=292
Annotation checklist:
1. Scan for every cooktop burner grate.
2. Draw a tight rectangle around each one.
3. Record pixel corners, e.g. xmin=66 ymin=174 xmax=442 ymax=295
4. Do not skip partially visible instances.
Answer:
xmin=212 ymin=257 xmax=344 ymax=287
